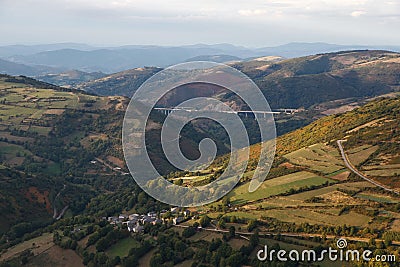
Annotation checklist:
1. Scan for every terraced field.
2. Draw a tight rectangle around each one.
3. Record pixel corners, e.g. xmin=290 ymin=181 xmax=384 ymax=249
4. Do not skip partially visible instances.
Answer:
xmin=0 ymin=233 xmax=54 ymax=262
xmin=227 ymin=171 xmax=336 ymax=204
xmin=356 ymin=193 xmax=398 ymax=204
xmin=363 ymin=166 xmax=400 ymax=177
xmin=284 ymin=143 xmax=345 ymax=174
xmin=209 ymin=207 xmax=371 ymax=227
xmin=261 ymin=209 xmax=371 ymax=226
xmin=347 ymin=145 xmax=379 ymax=166
xmin=244 ymin=180 xmax=384 ymax=210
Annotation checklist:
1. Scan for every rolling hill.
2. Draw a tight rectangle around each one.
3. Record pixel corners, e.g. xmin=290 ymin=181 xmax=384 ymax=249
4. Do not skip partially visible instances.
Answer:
xmin=0 ymin=74 xmax=228 ymax=236
xmin=76 ymin=50 xmax=400 ymax=139
xmin=77 ymin=67 xmax=161 ymax=97
xmin=0 ymin=75 xmax=399 ymax=267
xmin=0 ymin=59 xmax=63 ymax=76
xmin=78 ymin=50 xmax=400 ymax=109
xmin=36 ymin=70 xmax=106 ymax=88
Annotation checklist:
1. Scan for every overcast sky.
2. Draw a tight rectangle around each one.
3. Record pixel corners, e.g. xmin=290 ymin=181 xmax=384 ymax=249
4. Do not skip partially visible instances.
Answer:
xmin=1 ymin=0 xmax=399 ymax=47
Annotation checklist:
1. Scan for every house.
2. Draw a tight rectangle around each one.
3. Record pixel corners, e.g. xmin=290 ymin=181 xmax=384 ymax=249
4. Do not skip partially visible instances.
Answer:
xmin=119 ymin=214 xmax=128 ymax=221
xmin=160 ymin=209 xmax=168 ymax=215
xmin=147 ymin=212 xmax=157 ymax=218
xmin=71 ymin=227 xmax=82 ymax=233
xmin=141 ymin=216 xmax=155 ymax=224
xmin=127 ymin=222 xmax=144 ymax=233
xmin=129 ymin=214 xmax=140 ymax=221
xmin=170 ymin=207 xmax=179 ymax=213
xmin=152 ymin=219 xmax=163 ymax=225
xmin=173 ymin=217 xmax=184 ymax=225
xmin=108 ymin=216 xmax=119 ymax=223
xmin=183 ymin=210 xmax=191 ymax=217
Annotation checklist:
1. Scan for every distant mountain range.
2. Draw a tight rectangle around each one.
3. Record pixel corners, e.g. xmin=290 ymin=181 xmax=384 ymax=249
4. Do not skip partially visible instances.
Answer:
xmin=78 ymin=50 xmax=400 ymax=109
xmin=1 ymin=42 xmax=400 ymax=74
xmin=0 ymin=58 xmax=64 ymax=76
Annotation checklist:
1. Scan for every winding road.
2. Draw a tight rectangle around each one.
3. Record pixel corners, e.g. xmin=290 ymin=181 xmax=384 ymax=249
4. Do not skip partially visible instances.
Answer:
xmin=337 ymin=140 xmax=399 ymax=195
xmin=53 ymin=184 xmax=69 ymax=220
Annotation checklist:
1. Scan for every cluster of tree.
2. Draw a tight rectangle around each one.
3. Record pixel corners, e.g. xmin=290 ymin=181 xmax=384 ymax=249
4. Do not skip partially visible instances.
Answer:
xmin=86 ymin=225 xmax=113 ymax=247
xmin=192 ymin=238 xmax=246 ymax=267
xmin=122 ymin=239 xmax=153 ymax=267
xmin=149 ymin=230 xmax=195 ymax=267
xmin=182 ymin=226 xmax=197 ymax=238
xmin=96 ymin=229 xmax=130 ymax=252
xmin=53 ymin=231 xmax=77 ymax=250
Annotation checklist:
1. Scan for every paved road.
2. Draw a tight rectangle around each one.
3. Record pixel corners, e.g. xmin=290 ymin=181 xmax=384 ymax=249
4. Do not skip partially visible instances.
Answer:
xmin=56 ymin=205 xmax=69 ymax=220
xmin=337 ymin=140 xmax=399 ymax=195
xmin=53 ymin=184 xmax=66 ymax=219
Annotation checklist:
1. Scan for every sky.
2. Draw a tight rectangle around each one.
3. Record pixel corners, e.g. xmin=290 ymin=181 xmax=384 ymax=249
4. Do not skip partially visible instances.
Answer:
xmin=0 ymin=0 xmax=399 ymax=47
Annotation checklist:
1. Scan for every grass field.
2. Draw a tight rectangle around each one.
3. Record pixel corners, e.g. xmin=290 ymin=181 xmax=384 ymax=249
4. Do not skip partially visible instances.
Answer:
xmin=253 ymin=197 xmax=319 ymax=209
xmin=284 ymin=143 xmax=344 ymax=174
xmin=364 ymin=169 xmax=400 ymax=177
xmin=347 ymin=145 xmax=379 ymax=165
xmin=0 ymin=86 xmax=101 ymax=123
xmin=362 ymin=164 xmax=400 ymax=170
xmin=262 ymin=209 xmax=371 ymax=227
xmin=0 ymin=233 xmax=53 ymax=262
xmin=26 ymin=246 xmax=84 ymax=267
xmin=29 ymin=126 xmax=52 ymax=135
xmin=286 ymin=185 xmax=339 ymax=201
xmin=212 ymin=207 xmax=371 ymax=227
xmin=0 ymin=142 xmax=32 ymax=158
xmin=228 ymin=238 xmax=249 ymax=250
xmin=106 ymin=237 xmax=140 ymax=258
xmin=251 ymin=180 xmax=382 ymax=209
xmin=189 ymin=231 xmax=222 ymax=242
xmin=356 ymin=193 xmax=398 ymax=204
xmin=227 ymin=171 xmax=335 ymax=204
xmin=138 ymin=248 xmax=156 ymax=267
xmin=44 ymin=162 xmax=62 ymax=175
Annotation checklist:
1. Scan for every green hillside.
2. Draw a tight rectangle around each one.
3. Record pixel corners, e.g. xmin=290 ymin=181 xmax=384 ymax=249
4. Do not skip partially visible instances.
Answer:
xmin=144 ymin=95 xmax=400 ymax=239
xmin=0 ymin=74 xmax=225 ymax=236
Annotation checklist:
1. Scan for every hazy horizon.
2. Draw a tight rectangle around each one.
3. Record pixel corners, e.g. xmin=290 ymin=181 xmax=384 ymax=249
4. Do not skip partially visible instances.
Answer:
xmin=0 ymin=41 xmax=399 ymax=49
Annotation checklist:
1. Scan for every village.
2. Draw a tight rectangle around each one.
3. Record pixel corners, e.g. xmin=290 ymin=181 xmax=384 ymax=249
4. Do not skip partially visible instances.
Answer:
xmin=103 ymin=207 xmax=193 ymax=233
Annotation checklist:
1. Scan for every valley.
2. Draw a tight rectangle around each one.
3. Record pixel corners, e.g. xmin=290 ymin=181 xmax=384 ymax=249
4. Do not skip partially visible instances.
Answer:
xmin=0 ymin=50 xmax=399 ymax=267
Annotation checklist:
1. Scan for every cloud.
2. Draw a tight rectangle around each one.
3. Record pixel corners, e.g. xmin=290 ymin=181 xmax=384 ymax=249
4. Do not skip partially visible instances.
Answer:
xmin=351 ymin=10 xmax=367 ymax=17
xmin=238 ymin=9 xmax=268 ymax=16
xmin=0 ymin=0 xmax=399 ymax=46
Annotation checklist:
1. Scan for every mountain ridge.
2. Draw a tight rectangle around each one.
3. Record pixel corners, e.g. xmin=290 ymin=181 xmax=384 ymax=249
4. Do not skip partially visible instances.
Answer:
xmin=3 ymin=42 xmax=400 ymax=73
